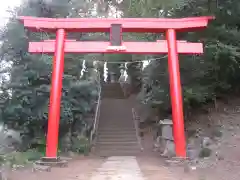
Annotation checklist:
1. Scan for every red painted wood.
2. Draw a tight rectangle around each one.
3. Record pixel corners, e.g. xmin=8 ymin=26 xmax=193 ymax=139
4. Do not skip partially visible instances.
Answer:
xmin=166 ymin=29 xmax=186 ymax=157
xmin=29 ymin=41 xmax=203 ymax=54
xmin=19 ymin=16 xmax=214 ymax=33
xmin=45 ymin=29 xmax=66 ymax=158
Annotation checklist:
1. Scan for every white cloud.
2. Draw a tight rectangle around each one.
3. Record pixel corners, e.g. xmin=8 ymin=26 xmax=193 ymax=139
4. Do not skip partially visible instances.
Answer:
xmin=0 ymin=1 xmax=22 ymax=90
xmin=0 ymin=0 xmax=22 ymax=27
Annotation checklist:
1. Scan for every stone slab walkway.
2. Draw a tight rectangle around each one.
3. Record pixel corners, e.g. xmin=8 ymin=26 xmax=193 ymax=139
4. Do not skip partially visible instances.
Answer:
xmin=90 ymin=156 xmax=145 ymax=180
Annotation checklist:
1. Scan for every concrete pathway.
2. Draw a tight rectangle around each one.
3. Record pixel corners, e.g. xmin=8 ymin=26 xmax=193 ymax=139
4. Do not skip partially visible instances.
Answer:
xmin=90 ymin=156 xmax=145 ymax=180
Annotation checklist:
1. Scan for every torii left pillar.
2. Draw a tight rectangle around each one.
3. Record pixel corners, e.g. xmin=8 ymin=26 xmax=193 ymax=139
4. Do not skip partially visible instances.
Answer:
xmin=166 ymin=29 xmax=186 ymax=157
xmin=46 ymin=29 xmax=66 ymax=158
xmin=37 ymin=29 xmax=68 ymax=167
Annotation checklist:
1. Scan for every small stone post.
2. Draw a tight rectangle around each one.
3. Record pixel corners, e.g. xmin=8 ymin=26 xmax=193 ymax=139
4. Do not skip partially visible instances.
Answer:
xmin=158 ymin=119 xmax=175 ymax=158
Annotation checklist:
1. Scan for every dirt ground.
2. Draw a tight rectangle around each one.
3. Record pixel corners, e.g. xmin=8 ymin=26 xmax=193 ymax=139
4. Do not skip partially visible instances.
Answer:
xmin=9 ymin=156 xmax=104 ymax=180
xmin=8 ymin=98 xmax=240 ymax=180
xmin=8 ymin=155 xmax=200 ymax=180
xmin=190 ymin=100 xmax=240 ymax=180
xmin=9 ymin=155 xmax=194 ymax=180
xmin=183 ymin=97 xmax=240 ymax=180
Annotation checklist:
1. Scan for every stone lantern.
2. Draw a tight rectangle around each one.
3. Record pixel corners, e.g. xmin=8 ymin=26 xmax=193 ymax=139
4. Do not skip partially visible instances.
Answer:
xmin=156 ymin=119 xmax=175 ymax=157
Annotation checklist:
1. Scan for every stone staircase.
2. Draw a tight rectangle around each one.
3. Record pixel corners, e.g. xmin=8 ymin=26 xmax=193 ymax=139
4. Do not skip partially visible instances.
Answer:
xmin=94 ymin=89 xmax=141 ymax=156
xmin=101 ymin=83 xmax=125 ymax=99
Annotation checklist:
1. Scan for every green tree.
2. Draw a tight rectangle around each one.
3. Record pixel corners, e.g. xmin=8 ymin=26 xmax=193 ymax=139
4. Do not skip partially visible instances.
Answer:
xmin=0 ymin=0 xmax=100 ymax=153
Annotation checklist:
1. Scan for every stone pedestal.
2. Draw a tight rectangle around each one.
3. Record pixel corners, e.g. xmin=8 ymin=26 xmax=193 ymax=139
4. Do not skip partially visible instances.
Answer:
xmin=158 ymin=119 xmax=175 ymax=157
xmin=34 ymin=157 xmax=68 ymax=168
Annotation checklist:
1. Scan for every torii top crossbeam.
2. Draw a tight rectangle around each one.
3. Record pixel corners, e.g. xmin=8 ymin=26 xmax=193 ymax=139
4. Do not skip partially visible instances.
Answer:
xmin=19 ymin=16 xmax=214 ymax=32
xmin=20 ymin=16 xmax=214 ymax=54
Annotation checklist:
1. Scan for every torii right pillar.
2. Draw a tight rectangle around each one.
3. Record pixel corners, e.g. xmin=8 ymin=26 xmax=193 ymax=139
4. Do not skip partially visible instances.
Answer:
xmin=165 ymin=19 xmax=214 ymax=157
xmin=166 ymin=29 xmax=186 ymax=157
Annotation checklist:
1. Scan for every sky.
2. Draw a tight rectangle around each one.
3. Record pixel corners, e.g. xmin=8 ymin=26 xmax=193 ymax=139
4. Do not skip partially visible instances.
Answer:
xmin=0 ymin=0 xmax=22 ymax=86
xmin=0 ymin=0 xmax=22 ymax=27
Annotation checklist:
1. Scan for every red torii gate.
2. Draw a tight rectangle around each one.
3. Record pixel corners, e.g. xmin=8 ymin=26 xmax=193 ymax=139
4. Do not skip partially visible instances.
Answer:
xmin=19 ymin=16 xmax=213 ymax=159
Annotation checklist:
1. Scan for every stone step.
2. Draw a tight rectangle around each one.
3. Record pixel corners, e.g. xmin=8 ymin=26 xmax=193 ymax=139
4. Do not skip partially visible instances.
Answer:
xmin=97 ymin=137 xmax=137 ymax=142
xmin=102 ymin=91 xmax=124 ymax=95
xmin=96 ymin=151 xmax=142 ymax=157
xmin=95 ymin=146 xmax=141 ymax=155
xmin=95 ymin=149 xmax=142 ymax=157
xmin=95 ymin=143 xmax=141 ymax=151
xmin=97 ymin=136 xmax=137 ymax=141
xmin=98 ymin=129 xmax=136 ymax=135
xmin=95 ymin=145 xmax=141 ymax=150
xmin=102 ymin=85 xmax=125 ymax=97
xmin=102 ymin=92 xmax=125 ymax=99
xmin=97 ymin=139 xmax=137 ymax=143
xmin=96 ymin=143 xmax=140 ymax=151
xmin=99 ymin=124 xmax=133 ymax=126
xmin=98 ymin=127 xmax=135 ymax=131
xmin=98 ymin=132 xmax=136 ymax=136
xmin=97 ymin=132 xmax=136 ymax=137
xmin=102 ymin=88 xmax=123 ymax=92
xmin=101 ymin=96 xmax=126 ymax=99
xmin=98 ymin=121 xmax=134 ymax=124
xmin=98 ymin=124 xmax=135 ymax=128
xmin=101 ymin=97 xmax=126 ymax=100
xmin=97 ymin=140 xmax=138 ymax=147
xmin=98 ymin=118 xmax=133 ymax=121
xmin=96 ymin=136 xmax=138 ymax=141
